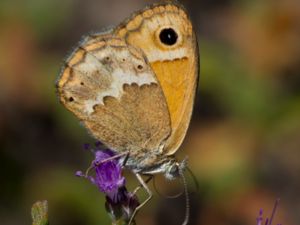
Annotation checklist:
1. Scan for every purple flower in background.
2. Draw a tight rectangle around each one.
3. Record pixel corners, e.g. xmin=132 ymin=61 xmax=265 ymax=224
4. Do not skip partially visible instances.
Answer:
xmin=256 ymin=209 xmax=264 ymax=225
xmin=256 ymin=199 xmax=281 ymax=225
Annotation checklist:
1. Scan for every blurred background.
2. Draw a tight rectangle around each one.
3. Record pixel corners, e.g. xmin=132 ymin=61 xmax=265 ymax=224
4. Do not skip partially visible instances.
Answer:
xmin=0 ymin=0 xmax=299 ymax=224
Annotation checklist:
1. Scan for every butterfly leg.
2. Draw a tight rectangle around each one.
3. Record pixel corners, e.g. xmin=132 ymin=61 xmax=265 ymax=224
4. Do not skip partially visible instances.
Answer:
xmin=128 ymin=173 xmax=153 ymax=225
xmin=96 ymin=151 xmax=129 ymax=165
xmin=121 ymin=152 xmax=130 ymax=167
xmin=85 ymin=151 xmax=129 ymax=176
xmin=132 ymin=175 xmax=153 ymax=194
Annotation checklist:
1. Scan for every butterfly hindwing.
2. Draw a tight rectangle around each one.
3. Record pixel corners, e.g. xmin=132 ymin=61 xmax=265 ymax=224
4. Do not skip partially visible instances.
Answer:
xmin=114 ymin=2 xmax=199 ymax=154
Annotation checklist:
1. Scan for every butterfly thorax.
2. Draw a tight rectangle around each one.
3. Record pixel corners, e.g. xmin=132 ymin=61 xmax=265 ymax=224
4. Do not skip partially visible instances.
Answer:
xmin=124 ymin=153 xmax=187 ymax=180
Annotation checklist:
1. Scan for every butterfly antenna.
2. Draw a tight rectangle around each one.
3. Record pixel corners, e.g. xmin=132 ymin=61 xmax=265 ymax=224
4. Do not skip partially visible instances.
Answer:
xmin=179 ymin=167 xmax=190 ymax=225
xmin=187 ymin=166 xmax=200 ymax=193
xmin=153 ymin=176 xmax=184 ymax=198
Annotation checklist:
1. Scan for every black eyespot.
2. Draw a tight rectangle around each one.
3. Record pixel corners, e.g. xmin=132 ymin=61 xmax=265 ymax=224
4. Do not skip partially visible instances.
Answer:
xmin=137 ymin=65 xmax=143 ymax=70
xmin=159 ymin=28 xmax=178 ymax=46
xmin=69 ymin=97 xmax=74 ymax=102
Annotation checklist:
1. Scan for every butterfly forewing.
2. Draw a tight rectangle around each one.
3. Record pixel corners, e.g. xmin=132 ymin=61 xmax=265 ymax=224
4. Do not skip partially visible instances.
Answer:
xmin=57 ymin=36 xmax=171 ymax=156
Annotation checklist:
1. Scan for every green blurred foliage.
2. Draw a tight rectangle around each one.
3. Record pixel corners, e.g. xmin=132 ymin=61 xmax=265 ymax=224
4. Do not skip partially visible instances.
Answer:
xmin=0 ymin=0 xmax=299 ymax=225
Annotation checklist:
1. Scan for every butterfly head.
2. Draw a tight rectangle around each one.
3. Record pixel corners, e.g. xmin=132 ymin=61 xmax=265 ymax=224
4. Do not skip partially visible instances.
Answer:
xmin=162 ymin=157 xmax=188 ymax=180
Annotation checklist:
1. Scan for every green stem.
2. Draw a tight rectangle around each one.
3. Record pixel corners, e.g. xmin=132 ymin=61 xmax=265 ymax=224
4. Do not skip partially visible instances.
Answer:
xmin=31 ymin=200 xmax=49 ymax=225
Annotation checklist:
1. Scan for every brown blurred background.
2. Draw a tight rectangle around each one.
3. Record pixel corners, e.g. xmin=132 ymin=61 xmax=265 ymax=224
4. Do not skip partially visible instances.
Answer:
xmin=0 ymin=0 xmax=300 ymax=224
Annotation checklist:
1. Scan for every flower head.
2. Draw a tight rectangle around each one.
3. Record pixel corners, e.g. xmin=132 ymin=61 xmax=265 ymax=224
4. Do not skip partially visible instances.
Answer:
xmin=256 ymin=199 xmax=281 ymax=225
xmin=92 ymin=149 xmax=126 ymax=202
xmin=76 ymin=142 xmax=139 ymax=223
xmin=76 ymin=148 xmax=125 ymax=202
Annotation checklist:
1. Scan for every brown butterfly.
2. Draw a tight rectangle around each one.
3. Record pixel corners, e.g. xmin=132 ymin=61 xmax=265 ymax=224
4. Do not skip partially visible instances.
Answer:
xmin=57 ymin=1 xmax=198 ymax=224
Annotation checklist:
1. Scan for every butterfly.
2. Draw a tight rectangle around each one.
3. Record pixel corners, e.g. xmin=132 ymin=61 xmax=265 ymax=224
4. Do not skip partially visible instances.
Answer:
xmin=56 ymin=1 xmax=198 ymax=224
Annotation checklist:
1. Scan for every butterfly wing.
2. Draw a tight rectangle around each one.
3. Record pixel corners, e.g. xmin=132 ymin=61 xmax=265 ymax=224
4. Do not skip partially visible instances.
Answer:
xmin=57 ymin=35 xmax=171 ymax=155
xmin=114 ymin=2 xmax=199 ymax=155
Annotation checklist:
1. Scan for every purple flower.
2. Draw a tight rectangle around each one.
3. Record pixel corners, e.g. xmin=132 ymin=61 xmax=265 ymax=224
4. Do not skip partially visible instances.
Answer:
xmin=256 ymin=209 xmax=263 ymax=225
xmin=92 ymin=150 xmax=126 ymax=202
xmin=256 ymin=199 xmax=281 ymax=225
xmin=83 ymin=143 xmax=91 ymax=150
xmin=76 ymin=143 xmax=139 ymax=223
xmin=76 ymin=149 xmax=125 ymax=202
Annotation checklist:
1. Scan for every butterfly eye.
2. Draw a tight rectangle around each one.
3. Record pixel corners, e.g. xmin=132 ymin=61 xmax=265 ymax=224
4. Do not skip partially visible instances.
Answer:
xmin=159 ymin=28 xmax=178 ymax=46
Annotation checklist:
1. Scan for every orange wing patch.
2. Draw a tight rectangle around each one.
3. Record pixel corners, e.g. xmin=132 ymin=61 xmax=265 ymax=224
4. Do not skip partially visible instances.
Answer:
xmin=114 ymin=3 xmax=199 ymax=154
